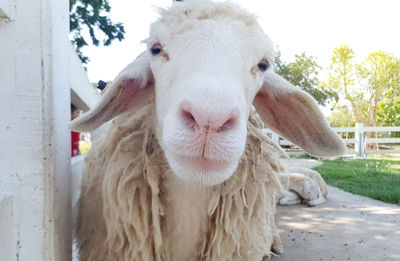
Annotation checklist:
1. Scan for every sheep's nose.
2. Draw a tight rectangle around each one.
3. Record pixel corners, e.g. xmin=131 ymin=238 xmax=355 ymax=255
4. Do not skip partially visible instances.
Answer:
xmin=180 ymin=101 xmax=238 ymax=133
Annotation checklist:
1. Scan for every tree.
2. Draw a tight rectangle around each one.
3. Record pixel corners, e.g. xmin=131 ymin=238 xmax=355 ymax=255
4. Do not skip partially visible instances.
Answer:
xmin=327 ymin=104 xmax=356 ymax=139
xmin=378 ymin=96 xmax=400 ymax=127
xmin=324 ymin=45 xmax=366 ymax=123
xmin=275 ymin=51 xmax=337 ymax=106
xmin=357 ymin=51 xmax=400 ymax=127
xmin=70 ymin=0 xmax=125 ymax=63
xmin=325 ymin=45 xmax=400 ymax=144
xmin=328 ymin=104 xmax=356 ymax=128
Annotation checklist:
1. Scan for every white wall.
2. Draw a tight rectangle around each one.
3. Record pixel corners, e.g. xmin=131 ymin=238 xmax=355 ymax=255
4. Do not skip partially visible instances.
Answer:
xmin=0 ymin=0 xmax=71 ymax=260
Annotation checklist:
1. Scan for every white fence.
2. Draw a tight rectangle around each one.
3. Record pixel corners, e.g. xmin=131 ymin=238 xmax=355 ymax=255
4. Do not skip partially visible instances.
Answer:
xmin=0 ymin=0 xmax=101 ymax=259
xmin=266 ymin=123 xmax=400 ymax=157
xmin=0 ymin=0 xmax=72 ymax=260
xmin=334 ymin=124 xmax=400 ymax=156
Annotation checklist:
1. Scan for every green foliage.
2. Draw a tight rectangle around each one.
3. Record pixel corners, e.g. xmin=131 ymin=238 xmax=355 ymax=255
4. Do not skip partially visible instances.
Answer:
xmin=330 ymin=45 xmax=356 ymax=84
xmin=275 ymin=51 xmax=338 ymax=106
xmin=378 ymin=95 xmax=400 ymax=127
xmin=326 ymin=45 xmax=357 ymax=100
xmin=362 ymin=53 xmax=400 ymax=125
xmin=325 ymin=46 xmax=400 ymax=127
xmin=70 ymin=0 xmax=125 ymax=63
xmin=357 ymin=52 xmax=399 ymax=93
xmin=357 ymin=51 xmax=400 ymax=126
xmin=328 ymin=104 xmax=356 ymax=128
xmin=314 ymin=158 xmax=400 ymax=205
xmin=326 ymin=46 xmax=357 ymax=104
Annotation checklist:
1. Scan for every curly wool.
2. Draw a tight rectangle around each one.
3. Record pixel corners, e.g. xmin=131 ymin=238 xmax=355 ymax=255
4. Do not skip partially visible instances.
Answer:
xmin=76 ymin=101 xmax=284 ymax=261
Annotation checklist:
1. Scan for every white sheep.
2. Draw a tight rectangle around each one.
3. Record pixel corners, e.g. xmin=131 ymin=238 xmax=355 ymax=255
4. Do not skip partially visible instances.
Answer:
xmin=70 ymin=1 xmax=345 ymax=260
xmin=278 ymin=167 xmax=328 ymax=207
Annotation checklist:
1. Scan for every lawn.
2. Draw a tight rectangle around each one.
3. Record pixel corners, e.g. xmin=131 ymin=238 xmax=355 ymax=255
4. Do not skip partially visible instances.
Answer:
xmin=314 ymin=157 xmax=400 ymax=206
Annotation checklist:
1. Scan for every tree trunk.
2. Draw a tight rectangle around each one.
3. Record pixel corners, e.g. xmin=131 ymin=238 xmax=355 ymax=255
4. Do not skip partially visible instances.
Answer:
xmin=367 ymin=95 xmax=374 ymax=126
xmin=372 ymin=92 xmax=379 ymax=150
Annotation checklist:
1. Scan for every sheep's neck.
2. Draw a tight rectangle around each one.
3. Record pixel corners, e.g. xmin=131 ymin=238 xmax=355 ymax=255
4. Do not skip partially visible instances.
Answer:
xmin=161 ymin=171 xmax=213 ymax=261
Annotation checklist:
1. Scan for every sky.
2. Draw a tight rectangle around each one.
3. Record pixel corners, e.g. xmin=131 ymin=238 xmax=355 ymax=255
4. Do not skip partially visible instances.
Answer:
xmin=83 ymin=0 xmax=400 ymax=84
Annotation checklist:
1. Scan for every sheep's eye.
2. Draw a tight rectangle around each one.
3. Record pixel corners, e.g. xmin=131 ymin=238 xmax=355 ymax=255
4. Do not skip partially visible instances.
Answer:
xmin=257 ymin=60 xmax=269 ymax=72
xmin=150 ymin=44 xmax=162 ymax=56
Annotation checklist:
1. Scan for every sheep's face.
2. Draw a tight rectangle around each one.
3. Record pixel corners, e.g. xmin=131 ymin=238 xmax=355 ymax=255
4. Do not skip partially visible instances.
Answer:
xmin=69 ymin=1 xmax=345 ymax=188
xmin=148 ymin=14 xmax=274 ymax=186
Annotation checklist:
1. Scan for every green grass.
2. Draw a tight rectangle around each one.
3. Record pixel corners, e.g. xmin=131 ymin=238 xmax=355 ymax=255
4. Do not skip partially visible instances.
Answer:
xmin=314 ymin=157 xmax=400 ymax=206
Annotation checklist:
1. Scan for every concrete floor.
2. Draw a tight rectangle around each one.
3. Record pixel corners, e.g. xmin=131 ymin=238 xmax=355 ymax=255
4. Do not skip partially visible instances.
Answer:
xmin=272 ymin=186 xmax=400 ymax=261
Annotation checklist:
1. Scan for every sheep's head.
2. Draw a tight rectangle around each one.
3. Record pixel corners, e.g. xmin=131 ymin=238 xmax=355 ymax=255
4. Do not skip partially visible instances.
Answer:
xmin=70 ymin=0 xmax=345 ymax=186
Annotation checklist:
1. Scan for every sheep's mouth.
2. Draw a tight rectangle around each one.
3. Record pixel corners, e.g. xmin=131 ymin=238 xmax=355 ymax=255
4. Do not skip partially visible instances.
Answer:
xmin=177 ymin=156 xmax=230 ymax=172
xmin=166 ymin=153 xmax=240 ymax=186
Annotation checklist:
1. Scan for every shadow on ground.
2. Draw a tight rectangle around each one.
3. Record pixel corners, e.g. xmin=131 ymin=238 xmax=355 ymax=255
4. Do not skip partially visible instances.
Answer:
xmin=272 ymin=186 xmax=400 ymax=261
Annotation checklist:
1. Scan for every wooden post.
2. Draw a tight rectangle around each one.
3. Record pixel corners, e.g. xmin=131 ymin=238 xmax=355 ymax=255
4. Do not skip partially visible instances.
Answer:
xmin=355 ymin=123 xmax=365 ymax=157
xmin=0 ymin=0 xmax=71 ymax=260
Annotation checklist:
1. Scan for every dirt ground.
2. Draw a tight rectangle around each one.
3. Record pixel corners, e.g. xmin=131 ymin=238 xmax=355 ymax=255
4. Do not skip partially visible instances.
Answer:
xmin=272 ymin=159 xmax=400 ymax=261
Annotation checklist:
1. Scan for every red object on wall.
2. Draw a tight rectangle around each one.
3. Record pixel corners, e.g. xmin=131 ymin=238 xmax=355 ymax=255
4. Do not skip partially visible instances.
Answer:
xmin=71 ymin=104 xmax=81 ymax=157
xmin=71 ymin=131 xmax=80 ymax=157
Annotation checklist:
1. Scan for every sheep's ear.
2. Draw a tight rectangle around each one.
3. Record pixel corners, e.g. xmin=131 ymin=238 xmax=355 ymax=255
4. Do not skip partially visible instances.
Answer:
xmin=69 ymin=52 xmax=154 ymax=132
xmin=253 ymin=72 xmax=346 ymax=158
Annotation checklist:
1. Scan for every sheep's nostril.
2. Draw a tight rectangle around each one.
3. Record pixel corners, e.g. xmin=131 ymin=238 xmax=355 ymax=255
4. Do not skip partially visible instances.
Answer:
xmin=179 ymin=101 xmax=239 ymax=133
xmin=216 ymin=118 xmax=236 ymax=133
xmin=184 ymin=111 xmax=195 ymax=122
xmin=181 ymin=109 xmax=198 ymax=128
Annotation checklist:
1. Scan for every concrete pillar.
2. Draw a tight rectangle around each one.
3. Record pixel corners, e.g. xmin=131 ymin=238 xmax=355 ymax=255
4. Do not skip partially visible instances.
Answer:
xmin=0 ymin=0 xmax=71 ymax=260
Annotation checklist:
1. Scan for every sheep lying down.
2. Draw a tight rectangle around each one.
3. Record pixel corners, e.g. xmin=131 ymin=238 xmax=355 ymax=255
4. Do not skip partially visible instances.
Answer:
xmin=70 ymin=1 xmax=345 ymax=260
xmin=278 ymin=167 xmax=328 ymax=207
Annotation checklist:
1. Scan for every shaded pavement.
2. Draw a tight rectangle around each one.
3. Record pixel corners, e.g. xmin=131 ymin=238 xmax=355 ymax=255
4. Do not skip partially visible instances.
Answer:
xmin=272 ymin=159 xmax=400 ymax=261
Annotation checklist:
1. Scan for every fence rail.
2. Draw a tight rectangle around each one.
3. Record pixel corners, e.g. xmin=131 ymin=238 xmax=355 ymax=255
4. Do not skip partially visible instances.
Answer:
xmin=265 ymin=123 xmax=400 ymax=157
